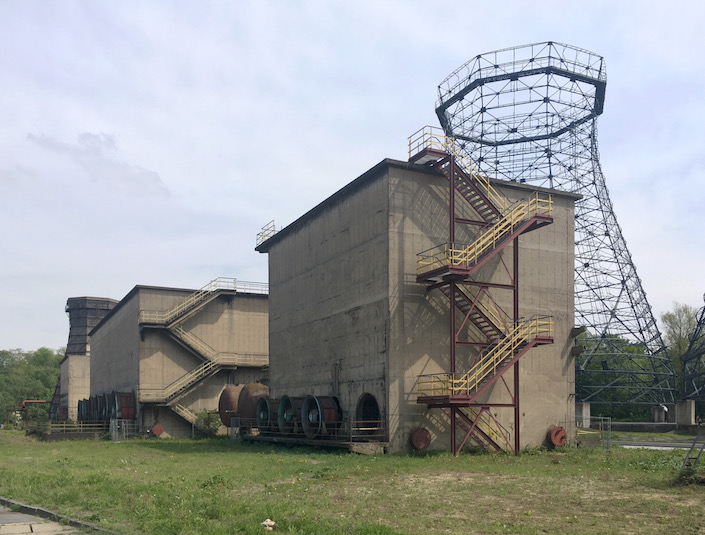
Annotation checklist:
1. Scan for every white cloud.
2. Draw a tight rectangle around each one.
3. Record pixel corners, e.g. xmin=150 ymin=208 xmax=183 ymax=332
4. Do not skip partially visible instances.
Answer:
xmin=0 ymin=0 xmax=704 ymax=349
xmin=27 ymin=132 xmax=170 ymax=198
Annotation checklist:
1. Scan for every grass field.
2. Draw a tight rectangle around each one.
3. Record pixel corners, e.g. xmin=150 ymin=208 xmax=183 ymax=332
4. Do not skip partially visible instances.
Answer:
xmin=611 ymin=429 xmax=698 ymax=443
xmin=0 ymin=431 xmax=704 ymax=535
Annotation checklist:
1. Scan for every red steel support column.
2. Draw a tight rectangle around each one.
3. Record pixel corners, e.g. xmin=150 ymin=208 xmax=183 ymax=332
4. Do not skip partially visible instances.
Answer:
xmin=449 ymin=155 xmax=458 ymax=454
xmin=449 ymin=155 xmax=456 ymax=243
xmin=513 ymin=237 xmax=520 ymax=454
xmin=449 ymin=155 xmax=456 ymax=376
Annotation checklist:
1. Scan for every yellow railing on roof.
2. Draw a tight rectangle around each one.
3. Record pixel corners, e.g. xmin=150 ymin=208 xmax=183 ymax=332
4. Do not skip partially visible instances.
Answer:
xmin=408 ymin=125 xmax=508 ymax=211
xmin=417 ymin=315 xmax=552 ymax=398
xmin=138 ymin=278 xmax=268 ymax=325
xmin=417 ymin=192 xmax=552 ymax=274
xmin=256 ymin=220 xmax=279 ymax=246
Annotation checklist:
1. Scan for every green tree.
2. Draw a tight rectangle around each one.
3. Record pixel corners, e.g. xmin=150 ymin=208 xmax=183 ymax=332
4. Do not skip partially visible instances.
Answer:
xmin=195 ymin=409 xmax=221 ymax=438
xmin=661 ymin=302 xmax=698 ymax=397
xmin=0 ymin=347 xmax=63 ymax=421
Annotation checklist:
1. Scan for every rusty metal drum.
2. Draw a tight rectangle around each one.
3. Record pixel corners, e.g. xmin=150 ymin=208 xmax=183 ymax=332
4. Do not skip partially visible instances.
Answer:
xmin=218 ymin=384 xmax=245 ymax=427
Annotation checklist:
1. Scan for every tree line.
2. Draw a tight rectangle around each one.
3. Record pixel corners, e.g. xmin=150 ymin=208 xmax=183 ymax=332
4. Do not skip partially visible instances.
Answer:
xmin=0 ymin=347 xmax=63 ymax=421
xmin=0 ymin=302 xmax=702 ymax=424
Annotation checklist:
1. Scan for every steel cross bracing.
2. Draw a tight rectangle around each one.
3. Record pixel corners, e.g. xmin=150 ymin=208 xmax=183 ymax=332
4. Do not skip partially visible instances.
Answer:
xmin=435 ymin=41 xmax=676 ymax=407
xmin=682 ymin=300 xmax=705 ymax=400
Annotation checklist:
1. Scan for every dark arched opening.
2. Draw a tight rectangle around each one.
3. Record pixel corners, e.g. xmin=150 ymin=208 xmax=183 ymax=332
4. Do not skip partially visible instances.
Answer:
xmin=355 ymin=393 xmax=382 ymax=438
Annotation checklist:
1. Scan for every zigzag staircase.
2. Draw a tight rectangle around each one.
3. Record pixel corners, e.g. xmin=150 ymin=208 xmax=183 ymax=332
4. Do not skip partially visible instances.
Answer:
xmin=139 ymin=277 xmax=239 ymax=328
xmin=441 ymin=406 xmax=513 ymax=452
xmin=417 ymin=192 xmax=553 ymax=282
xmin=438 ymin=285 xmax=507 ymax=344
xmin=137 ymin=278 xmax=267 ymax=421
xmin=418 ymin=315 xmax=553 ymax=404
xmin=410 ymin=126 xmax=554 ymax=455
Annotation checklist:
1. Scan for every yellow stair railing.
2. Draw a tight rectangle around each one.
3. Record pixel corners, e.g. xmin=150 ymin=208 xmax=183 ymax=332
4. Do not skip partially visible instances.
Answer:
xmin=408 ymin=125 xmax=508 ymax=211
xmin=139 ymin=277 xmax=237 ymax=324
xmin=171 ymin=326 xmax=218 ymax=360
xmin=418 ymin=192 xmax=552 ymax=274
xmin=139 ymin=277 xmax=271 ymax=325
xmin=455 ymin=285 xmax=510 ymax=335
xmin=461 ymin=407 xmax=513 ymax=452
xmin=417 ymin=315 xmax=553 ymax=398
xmin=140 ymin=351 xmax=269 ymax=404
xmin=172 ymin=403 xmax=198 ymax=425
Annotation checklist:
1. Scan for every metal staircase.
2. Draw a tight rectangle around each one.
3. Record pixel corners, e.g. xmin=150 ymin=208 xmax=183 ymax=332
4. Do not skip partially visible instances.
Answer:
xmin=418 ymin=315 xmax=553 ymax=403
xmin=172 ymin=403 xmax=198 ymax=425
xmin=170 ymin=326 xmax=218 ymax=361
xmin=137 ymin=278 xmax=268 ymax=421
xmin=417 ymin=192 xmax=552 ymax=281
xmin=439 ymin=285 xmax=507 ymax=343
xmin=139 ymin=277 xmax=240 ymax=326
xmin=409 ymin=126 xmax=554 ymax=455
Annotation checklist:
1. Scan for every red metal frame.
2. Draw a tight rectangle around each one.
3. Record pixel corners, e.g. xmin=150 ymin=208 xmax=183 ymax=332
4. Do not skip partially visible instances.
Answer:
xmin=415 ymin=149 xmax=553 ymax=455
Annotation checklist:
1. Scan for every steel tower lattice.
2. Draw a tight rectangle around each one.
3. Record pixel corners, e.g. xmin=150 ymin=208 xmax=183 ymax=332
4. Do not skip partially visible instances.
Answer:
xmin=434 ymin=42 xmax=676 ymax=407
xmin=682 ymin=298 xmax=705 ymax=401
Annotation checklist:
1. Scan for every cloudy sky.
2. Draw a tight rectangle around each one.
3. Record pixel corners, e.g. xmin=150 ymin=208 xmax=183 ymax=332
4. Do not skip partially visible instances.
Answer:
xmin=1 ymin=1 xmax=703 ymax=351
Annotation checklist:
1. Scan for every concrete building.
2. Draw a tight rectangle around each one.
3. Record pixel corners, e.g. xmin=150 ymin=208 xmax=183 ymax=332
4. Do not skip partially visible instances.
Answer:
xmin=51 ymin=297 xmax=118 ymax=421
xmin=256 ymin=137 xmax=579 ymax=454
xmin=87 ymin=278 xmax=268 ymax=437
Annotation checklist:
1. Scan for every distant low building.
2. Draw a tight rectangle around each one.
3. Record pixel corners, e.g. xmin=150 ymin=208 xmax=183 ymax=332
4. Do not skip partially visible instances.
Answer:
xmin=83 ymin=278 xmax=268 ymax=437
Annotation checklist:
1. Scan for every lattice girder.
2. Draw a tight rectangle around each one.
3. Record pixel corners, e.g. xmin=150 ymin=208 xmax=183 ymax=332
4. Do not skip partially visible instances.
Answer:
xmin=435 ymin=42 xmax=676 ymax=407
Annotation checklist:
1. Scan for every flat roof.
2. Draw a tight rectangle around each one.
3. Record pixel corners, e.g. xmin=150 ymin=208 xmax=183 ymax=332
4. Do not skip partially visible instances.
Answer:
xmin=89 ymin=283 xmax=267 ymax=336
xmin=255 ymin=157 xmax=581 ymax=253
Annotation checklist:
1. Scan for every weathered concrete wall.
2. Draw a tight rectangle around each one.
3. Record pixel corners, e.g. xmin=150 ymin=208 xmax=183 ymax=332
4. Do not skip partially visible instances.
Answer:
xmin=264 ymin=159 xmax=576 ymax=453
xmin=181 ymin=293 xmax=268 ymax=359
xmin=90 ymin=291 xmax=143 ymax=396
xmin=509 ymin=183 xmax=576 ymax=448
xmin=60 ymin=354 xmax=90 ymax=421
xmin=90 ymin=285 xmax=269 ymax=438
xmin=389 ymin=174 xmax=576 ymax=452
xmin=387 ymin=165 xmax=460 ymax=453
xmin=266 ymin=171 xmax=390 ymax=426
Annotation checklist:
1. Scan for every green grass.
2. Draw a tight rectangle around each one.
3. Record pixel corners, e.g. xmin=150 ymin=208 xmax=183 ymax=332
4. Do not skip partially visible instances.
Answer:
xmin=610 ymin=430 xmax=698 ymax=443
xmin=1 ymin=431 xmax=704 ymax=534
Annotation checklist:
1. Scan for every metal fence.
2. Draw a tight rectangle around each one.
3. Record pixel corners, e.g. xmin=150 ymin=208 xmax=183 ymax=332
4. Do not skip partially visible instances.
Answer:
xmin=109 ymin=419 xmax=140 ymax=442
xmin=576 ymin=415 xmax=611 ymax=450
xmin=31 ymin=421 xmax=109 ymax=434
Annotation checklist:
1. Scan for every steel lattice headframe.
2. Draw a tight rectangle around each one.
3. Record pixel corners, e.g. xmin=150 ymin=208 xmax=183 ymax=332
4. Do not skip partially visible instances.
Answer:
xmin=682 ymin=300 xmax=705 ymax=400
xmin=435 ymin=41 xmax=676 ymax=406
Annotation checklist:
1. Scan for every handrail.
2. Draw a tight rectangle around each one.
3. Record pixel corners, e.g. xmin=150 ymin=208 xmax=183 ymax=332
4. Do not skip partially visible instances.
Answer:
xmin=139 ymin=351 xmax=268 ymax=403
xmin=456 ymin=285 xmax=510 ymax=335
xmin=256 ymin=220 xmax=279 ymax=246
xmin=138 ymin=278 xmax=268 ymax=325
xmin=462 ymin=407 xmax=512 ymax=452
xmin=417 ymin=192 xmax=552 ymax=274
xmin=417 ymin=315 xmax=553 ymax=398
xmin=165 ymin=277 xmax=235 ymax=324
xmin=408 ymin=126 xmax=508 ymax=211
xmin=172 ymin=326 xmax=217 ymax=360
xmin=172 ymin=403 xmax=198 ymax=425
